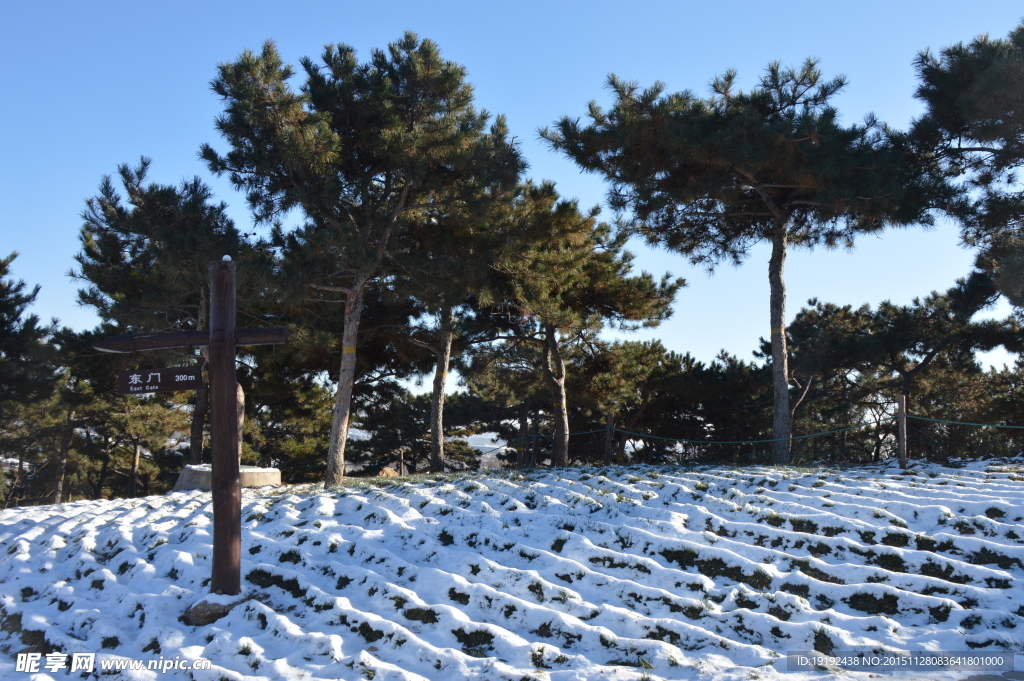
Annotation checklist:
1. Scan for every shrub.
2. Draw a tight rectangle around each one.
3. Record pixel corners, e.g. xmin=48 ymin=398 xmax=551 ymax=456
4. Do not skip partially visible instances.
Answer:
xmin=846 ymin=592 xmax=900 ymax=615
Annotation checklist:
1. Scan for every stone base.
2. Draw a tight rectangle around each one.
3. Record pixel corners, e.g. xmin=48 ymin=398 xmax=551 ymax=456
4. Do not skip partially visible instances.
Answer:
xmin=172 ymin=465 xmax=281 ymax=492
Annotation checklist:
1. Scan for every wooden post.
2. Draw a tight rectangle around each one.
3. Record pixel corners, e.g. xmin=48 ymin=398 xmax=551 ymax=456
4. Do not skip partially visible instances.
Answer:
xmin=209 ymin=257 xmax=240 ymax=595
xmin=898 ymin=394 xmax=907 ymax=470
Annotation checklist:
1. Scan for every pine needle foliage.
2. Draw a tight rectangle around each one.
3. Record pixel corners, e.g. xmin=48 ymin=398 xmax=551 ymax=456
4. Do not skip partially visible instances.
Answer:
xmin=544 ymin=59 xmax=936 ymax=463
xmin=201 ymin=33 xmax=523 ymax=484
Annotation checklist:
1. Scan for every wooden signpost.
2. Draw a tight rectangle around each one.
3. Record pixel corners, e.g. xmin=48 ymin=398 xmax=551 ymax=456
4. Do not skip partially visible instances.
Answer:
xmin=94 ymin=257 xmax=287 ymax=595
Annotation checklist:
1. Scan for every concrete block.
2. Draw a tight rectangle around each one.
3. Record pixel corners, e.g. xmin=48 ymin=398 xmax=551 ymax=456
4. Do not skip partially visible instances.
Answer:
xmin=172 ymin=465 xmax=281 ymax=492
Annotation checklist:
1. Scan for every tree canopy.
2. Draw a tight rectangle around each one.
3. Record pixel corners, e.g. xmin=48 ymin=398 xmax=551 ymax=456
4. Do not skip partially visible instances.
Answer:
xmin=544 ymin=59 xmax=937 ymax=463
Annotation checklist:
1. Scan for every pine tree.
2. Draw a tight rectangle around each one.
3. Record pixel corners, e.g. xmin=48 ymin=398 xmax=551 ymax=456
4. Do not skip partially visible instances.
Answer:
xmin=545 ymin=60 xmax=935 ymax=464
xmin=71 ymin=159 xmax=249 ymax=465
xmin=396 ymin=181 xmax=521 ymax=472
xmin=460 ymin=336 xmax=549 ymax=468
xmin=202 ymin=34 xmax=523 ymax=484
xmin=912 ymin=20 xmax=1024 ymax=253
xmin=0 ymin=253 xmax=56 ymax=416
xmin=491 ymin=182 xmax=682 ymax=467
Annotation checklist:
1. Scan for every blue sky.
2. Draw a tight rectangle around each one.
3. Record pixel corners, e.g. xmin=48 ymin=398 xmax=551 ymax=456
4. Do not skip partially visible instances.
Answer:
xmin=2 ymin=1 xmax=1021 ymax=369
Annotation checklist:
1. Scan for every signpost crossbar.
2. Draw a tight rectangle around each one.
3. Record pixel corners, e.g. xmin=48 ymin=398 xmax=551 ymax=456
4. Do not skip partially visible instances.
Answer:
xmin=94 ymin=327 xmax=287 ymax=354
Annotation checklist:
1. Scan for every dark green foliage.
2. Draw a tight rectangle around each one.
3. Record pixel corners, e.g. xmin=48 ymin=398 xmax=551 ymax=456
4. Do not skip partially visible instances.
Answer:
xmin=881 ymin=533 xmax=911 ymax=547
xmin=659 ymin=548 xmax=770 ymax=589
xmin=530 ymin=622 xmax=553 ymax=638
xmin=278 ymin=550 xmax=301 ymax=564
xmin=813 ymin=628 xmax=835 ymax=655
xmin=357 ymin=622 xmax=385 ymax=643
xmin=794 ymin=562 xmax=844 ymax=585
xmin=547 ymin=59 xmax=933 ymax=464
xmin=527 ymin=582 xmax=545 ymax=602
xmin=588 ymin=556 xmax=651 ymax=574
xmin=781 ymin=583 xmax=810 ymax=598
xmin=246 ymin=569 xmax=306 ymax=598
xmin=808 ymin=542 xmax=832 ymax=557
xmin=448 ymin=588 xmax=470 ymax=605
xmin=919 ymin=560 xmax=969 ymax=584
xmin=645 ymin=626 xmax=681 ymax=645
xmin=0 ymin=253 xmax=55 ymax=416
xmin=203 ymin=33 xmax=523 ymax=483
xmin=790 ymin=518 xmax=819 ymax=534
xmin=872 ymin=552 xmax=908 ymax=573
xmin=846 ymin=592 xmax=900 ymax=615
xmin=452 ymin=628 xmax=494 ymax=649
xmin=968 ymin=547 xmax=1020 ymax=569
xmin=404 ymin=608 xmax=438 ymax=624
xmin=961 ymin=614 xmax=983 ymax=629
xmin=915 ymin=535 xmax=938 ymax=551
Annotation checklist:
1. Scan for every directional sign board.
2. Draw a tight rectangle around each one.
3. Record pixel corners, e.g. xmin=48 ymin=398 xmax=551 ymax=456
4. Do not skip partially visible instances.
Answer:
xmin=118 ymin=367 xmax=202 ymax=394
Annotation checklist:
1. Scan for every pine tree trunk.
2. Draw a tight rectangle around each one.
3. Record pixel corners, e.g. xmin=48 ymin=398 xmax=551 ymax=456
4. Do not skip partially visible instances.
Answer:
xmin=236 ymin=383 xmax=245 ymax=464
xmin=516 ymin=402 xmax=529 ymax=468
xmin=540 ymin=326 xmax=569 ymax=467
xmin=429 ymin=306 xmax=454 ymax=473
xmin=52 ymin=409 xmax=75 ymax=504
xmin=899 ymin=373 xmax=911 ymax=469
xmin=603 ymin=410 xmax=615 ymax=466
xmin=94 ymin=436 xmax=111 ymax=500
xmin=190 ymin=380 xmax=207 ymax=465
xmin=129 ymin=437 xmax=141 ymax=498
xmin=768 ymin=225 xmax=791 ymax=465
xmin=325 ymin=280 xmax=366 ymax=485
xmin=615 ymin=405 xmax=647 ymax=462
xmin=529 ymin=410 xmax=539 ymax=467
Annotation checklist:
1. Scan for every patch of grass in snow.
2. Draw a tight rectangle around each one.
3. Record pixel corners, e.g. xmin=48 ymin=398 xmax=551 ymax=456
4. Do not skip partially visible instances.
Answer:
xmin=404 ymin=608 xmax=438 ymax=624
xmin=246 ymin=569 xmax=306 ymax=598
xmin=0 ymin=607 xmax=51 ymax=653
xmin=448 ymin=588 xmax=470 ymax=605
xmin=452 ymin=627 xmax=494 ymax=651
xmin=527 ymin=581 xmax=545 ymax=602
xmin=357 ymin=621 xmax=385 ymax=642
xmin=813 ymin=628 xmax=835 ymax=655
xmin=871 ymin=552 xmax=908 ymax=573
xmin=880 ymin=532 xmax=910 ymax=547
xmin=846 ymin=592 xmax=900 ymax=615
xmin=790 ymin=517 xmax=819 ymax=534
xmin=589 ymin=555 xmax=651 ymax=574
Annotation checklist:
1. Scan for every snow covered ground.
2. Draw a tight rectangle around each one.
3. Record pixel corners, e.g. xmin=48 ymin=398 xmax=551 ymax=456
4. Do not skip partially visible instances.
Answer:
xmin=2 ymin=458 xmax=1023 ymax=680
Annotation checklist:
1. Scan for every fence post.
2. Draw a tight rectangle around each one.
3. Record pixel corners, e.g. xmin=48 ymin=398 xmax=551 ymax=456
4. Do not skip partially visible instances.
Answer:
xmin=898 ymin=395 xmax=907 ymax=470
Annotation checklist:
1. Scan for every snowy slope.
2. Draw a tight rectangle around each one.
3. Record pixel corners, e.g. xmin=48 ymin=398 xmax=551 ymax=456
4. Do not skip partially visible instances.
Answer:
xmin=2 ymin=459 xmax=1023 ymax=681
